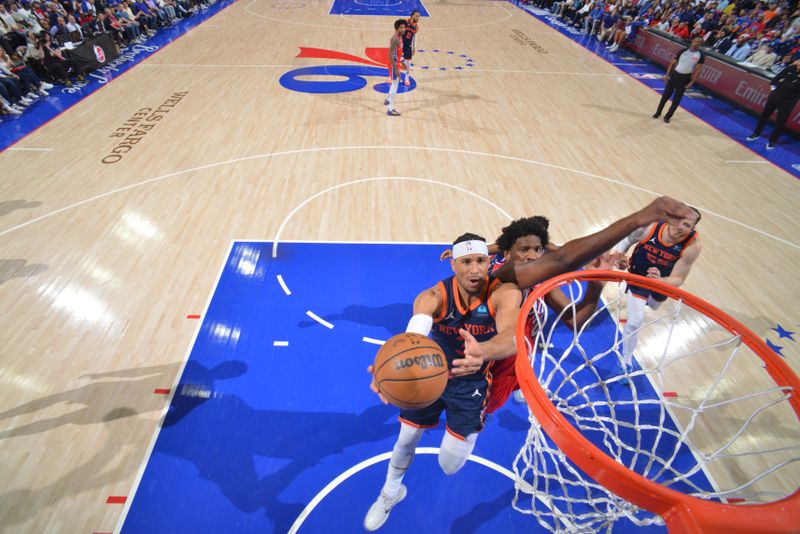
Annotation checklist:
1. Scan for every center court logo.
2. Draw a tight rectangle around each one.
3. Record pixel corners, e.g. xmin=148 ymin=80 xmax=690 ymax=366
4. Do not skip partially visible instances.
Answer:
xmin=279 ymin=47 xmax=417 ymax=95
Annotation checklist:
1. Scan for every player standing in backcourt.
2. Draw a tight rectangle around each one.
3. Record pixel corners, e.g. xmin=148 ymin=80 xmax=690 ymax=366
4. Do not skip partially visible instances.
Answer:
xmin=402 ymin=10 xmax=420 ymax=86
xmin=613 ymin=208 xmax=702 ymax=377
xmin=386 ymin=19 xmax=406 ymax=116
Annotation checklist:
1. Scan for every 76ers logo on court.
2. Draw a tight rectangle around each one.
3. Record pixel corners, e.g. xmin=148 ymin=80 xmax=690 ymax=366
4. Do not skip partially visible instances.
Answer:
xmin=279 ymin=47 xmax=416 ymax=95
xmin=93 ymin=45 xmax=106 ymax=64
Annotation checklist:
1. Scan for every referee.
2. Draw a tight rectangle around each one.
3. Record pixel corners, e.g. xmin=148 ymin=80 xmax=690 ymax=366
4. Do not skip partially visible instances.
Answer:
xmin=746 ymin=58 xmax=800 ymax=150
xmin=653 ymin=37 xmax=705 ymax=123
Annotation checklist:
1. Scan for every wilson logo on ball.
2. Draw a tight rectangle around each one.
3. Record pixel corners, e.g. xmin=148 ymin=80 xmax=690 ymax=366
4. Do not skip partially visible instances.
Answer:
xmin=394 ymin=353 xmax=445 ymax=371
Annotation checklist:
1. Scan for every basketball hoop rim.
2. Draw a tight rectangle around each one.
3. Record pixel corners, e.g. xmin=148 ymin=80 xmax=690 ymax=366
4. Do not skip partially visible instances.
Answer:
xmin=514 ymin=270 xmax=800 ymax=534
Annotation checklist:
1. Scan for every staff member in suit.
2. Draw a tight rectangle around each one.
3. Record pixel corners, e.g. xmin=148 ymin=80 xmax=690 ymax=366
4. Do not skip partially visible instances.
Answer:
xmin=747 ymin=57 xmax=800 ymax=150
xmin=653 ymin=37 xmax=705 ymax=123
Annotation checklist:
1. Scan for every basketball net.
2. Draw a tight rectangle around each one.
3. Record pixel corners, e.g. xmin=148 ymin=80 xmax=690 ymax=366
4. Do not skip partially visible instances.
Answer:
xmin=511 ymin=271 xmax=800 ymax=533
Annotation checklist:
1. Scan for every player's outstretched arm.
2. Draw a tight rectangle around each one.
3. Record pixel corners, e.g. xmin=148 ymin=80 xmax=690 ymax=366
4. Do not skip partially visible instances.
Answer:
xmin=494 ymin=197 xmax=691 ymax=289
xmin=544 ymin=252 xmax=615 ymax=329
xmin=451 ymin=283 xmax=522 ymax=377
xmin=368 ymin=285 xmax=443 ymax=402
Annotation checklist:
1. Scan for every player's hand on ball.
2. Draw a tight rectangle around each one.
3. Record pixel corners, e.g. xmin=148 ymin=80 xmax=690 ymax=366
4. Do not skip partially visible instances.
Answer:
xmin=451 ymin=328 xmax=484 ymax=377
xmin=367 ymin=365 xmax=388 ymax=404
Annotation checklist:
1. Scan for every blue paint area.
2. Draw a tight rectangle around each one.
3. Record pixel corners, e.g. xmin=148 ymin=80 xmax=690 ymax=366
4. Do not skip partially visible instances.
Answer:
xmin=278 ymin=65 xmax=417 ymax=95
xmin=329 ymin=0 xmax=429 ymax=17
xmin=121 ymin=242 xmax=711 ymax=533
xmin=0 ymin=0 xmax=238 ymax=152
xmin=509 ymin=1 xmax=800 ymax=177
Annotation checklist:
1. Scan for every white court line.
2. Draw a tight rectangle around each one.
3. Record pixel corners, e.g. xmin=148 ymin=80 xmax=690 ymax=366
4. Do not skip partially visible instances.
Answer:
xmin=277 ymin=274 xmax=292 ymax=295
xmin=113 ymin=241 xmax=235 ymax=534
xmin=286 ymin=447 xmax=552 ymax=534
xmin=7 ymin=147 xmax=54 ymax=152
xmin=362 ymin=337 xmax=385 ymax=345
xmin=273 ymin=340 xmax=289 ymax=346
xmin=306 ymin=310 xmax=334 ymax=329
xmin=246 ymin=0 xmax=512 ymax=31
xmin=1 ymin=145 xmax=795 ymax=252
xmin=141 ymin=63 xmax=295 ymax=68
xmin=467 ymin=68 xmax=620 ymax=77
xmin=271 ymin=176 xmax=514 ymax=258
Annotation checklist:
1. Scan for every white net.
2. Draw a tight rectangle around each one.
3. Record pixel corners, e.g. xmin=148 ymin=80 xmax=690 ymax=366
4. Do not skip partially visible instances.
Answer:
xmin=511 ymin=275 xmax=800 ymax=533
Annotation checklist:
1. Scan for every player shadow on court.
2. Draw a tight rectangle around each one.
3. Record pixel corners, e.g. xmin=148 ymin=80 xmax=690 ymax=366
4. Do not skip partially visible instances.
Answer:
xmin=297 ymin=302 xmax=412 ymax=336
xmin=155 ymin=360 xmax=399 ymax=533
xmin=0 ymin=361 xmax=183 ymax=528
xmin=0 ymin=199 xmax=42 ymax=217
xmin=0 ymin=259 xmax=48 ymax=286
xmin=0 ymin=361 xmax=181 ymax=439
xmin=450 ymin=487 xmax=518 ymax=534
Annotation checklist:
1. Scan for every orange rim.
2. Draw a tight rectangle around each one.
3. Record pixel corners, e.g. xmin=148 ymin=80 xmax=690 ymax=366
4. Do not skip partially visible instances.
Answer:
xmin=514 ymin=270 xmax=800 ymax=534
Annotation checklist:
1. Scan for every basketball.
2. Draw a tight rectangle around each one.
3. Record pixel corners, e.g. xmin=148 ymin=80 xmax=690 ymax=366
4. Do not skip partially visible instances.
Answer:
xmin=373 ymin=333 xmax=448 ymax=409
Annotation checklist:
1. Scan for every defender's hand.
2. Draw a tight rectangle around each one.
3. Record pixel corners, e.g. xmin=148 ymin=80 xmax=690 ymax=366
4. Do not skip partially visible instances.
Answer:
xmin=638 ymin=196 xmax=691 ymax=226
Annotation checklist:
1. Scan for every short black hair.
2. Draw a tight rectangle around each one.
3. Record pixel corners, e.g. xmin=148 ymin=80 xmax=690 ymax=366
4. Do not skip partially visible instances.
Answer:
xmin=394 ymin=19 xmax=406 ymax=30
xmin=410 ymin=9 xmax=419 ymax=16
xmin=453 ymin=233 xmax=486 ymax=246
xmin=688 ymin=206 xmax=701 ymax=226
xmin=495 ymin=216 xmax=550 ymax=253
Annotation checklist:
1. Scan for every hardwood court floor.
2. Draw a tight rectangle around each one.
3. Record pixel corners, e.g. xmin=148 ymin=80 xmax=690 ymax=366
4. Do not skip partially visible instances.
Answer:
xmin=1 ymin=0 xmax=799 ymax=531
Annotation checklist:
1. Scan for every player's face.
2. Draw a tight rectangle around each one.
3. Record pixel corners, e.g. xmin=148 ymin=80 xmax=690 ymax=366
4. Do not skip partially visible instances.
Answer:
xmin=451 ymin=254 xmax=490 ymax=294
xmin=506 ymin=235 xmax=545 ymax=263
xmin=667 ymin=213 xmax=699 ymax=241
xmin=411 ymin=12 xmax=419 ymax=23
xmin=396 ymin=23 xmax=405 ymax=35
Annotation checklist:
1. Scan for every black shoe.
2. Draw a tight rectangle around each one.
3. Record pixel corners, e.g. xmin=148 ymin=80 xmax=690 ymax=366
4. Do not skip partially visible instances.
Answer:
xmin=663 ymin=116 xmax=671 ymax=123
xmin=652 ymin=113 xmax=660 ymax=119
xmin=746 ymin=134 xmax=759 ymax=142
xmin=766 ymin=142 xmax=776 ymax=150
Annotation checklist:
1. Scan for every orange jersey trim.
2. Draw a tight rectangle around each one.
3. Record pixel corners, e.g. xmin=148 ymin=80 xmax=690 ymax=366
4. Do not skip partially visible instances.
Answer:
xmin=640 ymin=222 xmax=658 ymax=245
xmin=399 ymin=417 xmax=438 ymax=429
xmin=678 ymin=231 xmax=698 ymax=257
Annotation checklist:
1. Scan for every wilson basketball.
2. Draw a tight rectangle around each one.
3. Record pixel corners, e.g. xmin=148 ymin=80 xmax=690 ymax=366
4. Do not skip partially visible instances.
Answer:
xmin=373 ymin=333 xmax=448 ymax=409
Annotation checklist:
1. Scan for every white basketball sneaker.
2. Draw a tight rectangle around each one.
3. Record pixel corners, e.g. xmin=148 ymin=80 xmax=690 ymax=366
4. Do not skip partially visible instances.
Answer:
xmin=364 ymin=484 xmax=407 ymax=531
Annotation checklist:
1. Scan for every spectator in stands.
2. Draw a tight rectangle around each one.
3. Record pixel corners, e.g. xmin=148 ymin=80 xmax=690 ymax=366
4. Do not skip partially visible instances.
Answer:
xmin=746 ymin=12 xmax=767 ymax=34
xmin=673 ymin=21 xmax=691 ymax=38
xmin=65 ymin=13 xmax=83 ymax=40
xmin=37 ymin=30 xmax=75 ymax=84
xmin=747 ymin=57 xmax=800 ymax=149
xmin=726 ymin=34 xmax=753 ymax=60
xmin=584 ymin=1 xmax=604 ymax=35
xmin=608 ymin=15 xmax=648 ymax=53
xmin=746 ymin=41 xmax=778 ymax=67
xmin=599 ymin=8 xmax=619 ymax=43
xmin=1 ymin=4 xmax=28 ymax=54
xmin=0 ymin=56 xmax=34 ymax=108
xmin=1 ymin=48 xmax=51 ymax=98
xmin=108 ymin=6 xmax=141 ymax=42
xmin=770 ymin=53 xmax=792 ymax=73
xmin=10 ymin=2 xmax=44 ymax=33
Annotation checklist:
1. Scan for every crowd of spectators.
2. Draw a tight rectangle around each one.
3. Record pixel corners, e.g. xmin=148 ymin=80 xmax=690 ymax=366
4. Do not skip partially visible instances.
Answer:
xmin=526 ymin=0 xmax=800 ymax=72
xmin=0 ymin=0 xmax=217 ymax=116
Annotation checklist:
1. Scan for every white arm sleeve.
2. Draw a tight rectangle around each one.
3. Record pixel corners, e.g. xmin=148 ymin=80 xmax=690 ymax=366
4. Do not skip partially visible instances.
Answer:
xmin=406 ymin=314 xmax=433 ymax=336
xmin=613 ymin=226 xmax=646 ymax=254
